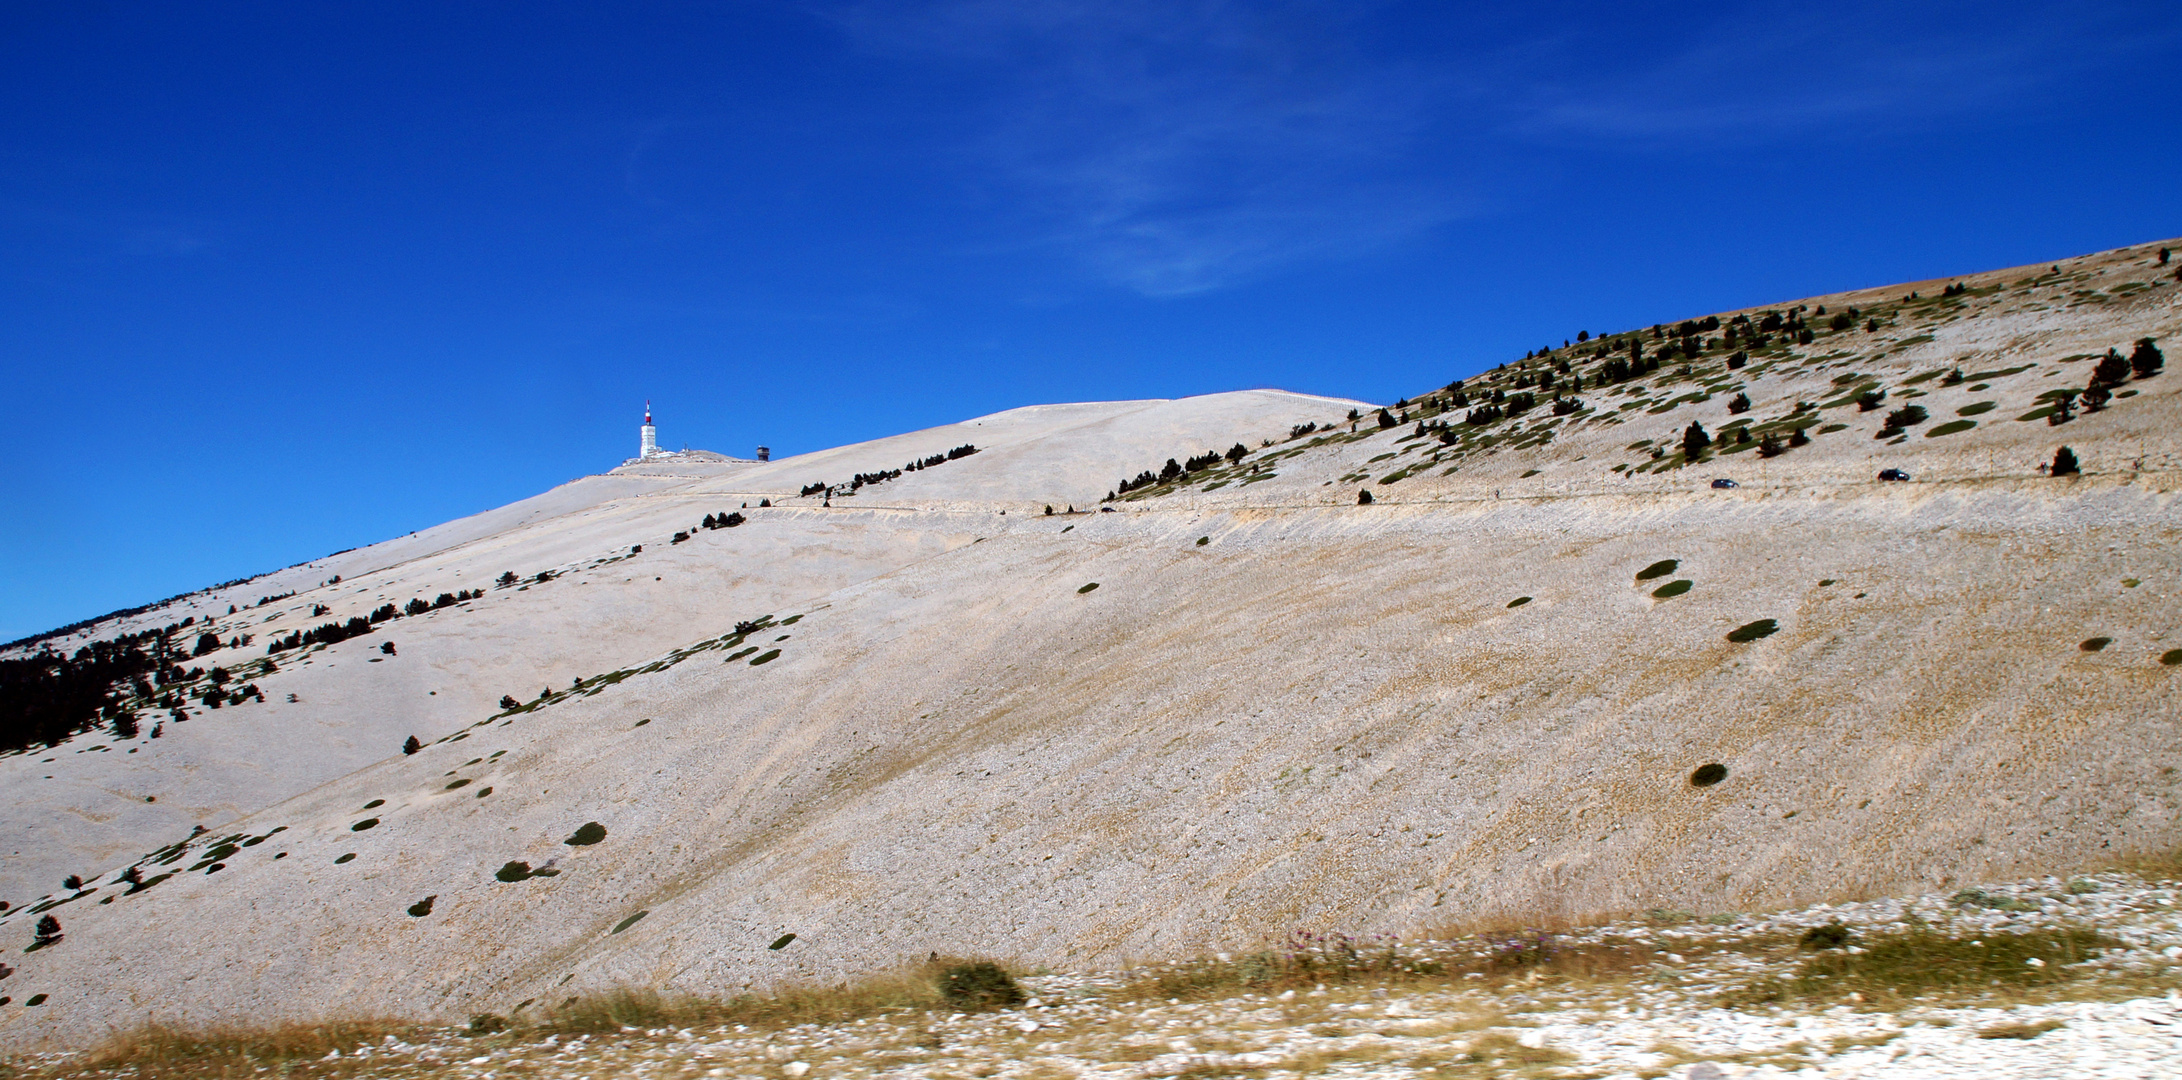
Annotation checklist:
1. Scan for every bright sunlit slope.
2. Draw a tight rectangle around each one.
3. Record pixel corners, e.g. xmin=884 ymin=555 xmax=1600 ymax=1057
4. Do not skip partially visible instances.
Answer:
xmin=0 ymin=391 xmax=1357 ymax=909
xmin=1 ymin=242 xmax=2178 ymax=1044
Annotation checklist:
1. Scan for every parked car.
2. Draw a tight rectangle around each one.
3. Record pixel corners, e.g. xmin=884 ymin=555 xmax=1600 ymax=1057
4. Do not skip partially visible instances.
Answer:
xmin=1710 ymin=478 xmax=1738 ymax=489
xmin=1877 ymin=468 xmax=1911 ymax=482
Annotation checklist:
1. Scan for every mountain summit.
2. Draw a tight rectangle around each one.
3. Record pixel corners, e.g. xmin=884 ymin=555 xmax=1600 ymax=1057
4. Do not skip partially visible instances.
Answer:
xmin=1 ymin=241 xmax=2177 ymax=1043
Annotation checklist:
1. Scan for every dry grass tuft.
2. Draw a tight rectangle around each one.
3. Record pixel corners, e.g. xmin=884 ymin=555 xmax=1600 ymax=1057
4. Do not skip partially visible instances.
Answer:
xmin=533 ymin=956 xmax=1022 ymax=1034
xmin=1116 ymin=925 xmax=1660 ymax=1004
xmin=1718 ymin=925 xmax=2121 ymax=1007
xmin=54 ymin=1019 xmax=416 ymax=1080
xmin=1976 ymin=1019 xmax=2066 ymax=1040
xmin=2112 ymin=846 xmax=2182 ymax=886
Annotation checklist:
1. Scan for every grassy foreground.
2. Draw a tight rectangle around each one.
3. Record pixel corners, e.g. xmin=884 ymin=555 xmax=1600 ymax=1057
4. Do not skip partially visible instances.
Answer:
xmin=10 ymin=868 xmax=2179 ymax=1080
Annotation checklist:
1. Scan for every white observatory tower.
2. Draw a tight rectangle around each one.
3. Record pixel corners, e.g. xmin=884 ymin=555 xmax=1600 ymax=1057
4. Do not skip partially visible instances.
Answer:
xmin=639 ymin=401 xmax=659 ymax=460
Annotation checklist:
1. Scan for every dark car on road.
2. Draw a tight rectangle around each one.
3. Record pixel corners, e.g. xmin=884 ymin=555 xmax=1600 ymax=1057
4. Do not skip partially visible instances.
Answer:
xmin=1877 ymin=468 xmax=1911 ymax=482
xmin=1710 ymin=478 xmax=1738 ymax=489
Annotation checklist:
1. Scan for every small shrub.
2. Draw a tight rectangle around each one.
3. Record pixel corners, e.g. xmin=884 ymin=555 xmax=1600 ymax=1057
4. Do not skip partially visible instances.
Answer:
xmin=1195 ymin=536 xmax=1209 ymax=546
xmin=2051 ymin=446 xmax=2080 ymax=476
xmin=1651 ymin=579 xmax=1692 ymax=598
xmin=1506 ymin=596 xmax=1531 ymax=608
xmin=495 ymin=861 xmax=535 ymax=883
xmin=1689 ymin=763 xmax=1728 ymax=787
xmin=1801 ymin=922 xmax=1852 ymax=950
xmin=1357 ymin=489 xmax=1374 ymax=504
xmin=1077 ymin=582 xmax=1099 ymax=594
xmin=2163 ymin=649 xmax=2182 ymax=666
xmin=749 ymin=649 xmax=781 ymax=665
xmin=468 ymin=1014 xmax=509 ymax=1035
xmin=611 ymin=910 xmax=648 ymax=934
xmin=2080 ymin=637 xmax=2112 ymax=652
xmin=938 ymin=961 xmax=1025 ymax=1011
xmin=1636 ymin=559 xmax=1680 ymax=581
xmin=1857 ymin=390 xmax=1886 ymax=411
xmin=350 ymin=818 xmax=379 ymax=831
xmin=565 ymin=822 xmax=607 ymax=846
xmin=1726 ymin=619 xmax=1779 ymax=642
xmin=770 ymin=933 xmax=797 ymax=950
xmin=402 ymin=736 xmax=421 ymax=756
xmin=406 ymin=896 xmax=435 ymax=917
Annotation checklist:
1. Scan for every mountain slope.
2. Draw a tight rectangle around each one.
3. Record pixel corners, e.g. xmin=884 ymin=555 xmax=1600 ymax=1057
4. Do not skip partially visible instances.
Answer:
xmin=0 ymin=241 xmax=2177 ymax=1044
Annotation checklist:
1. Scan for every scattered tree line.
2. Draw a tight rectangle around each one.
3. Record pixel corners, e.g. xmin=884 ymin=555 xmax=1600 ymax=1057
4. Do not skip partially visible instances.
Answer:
xmin=701 ymin=512 xmax=745 ymax=529
xmin=265 ymin=589 xmax=476 ymax=655
xmin=0 ymin=624 xmax=192 ymax=752
xmin=1108 ymin=443 xmax=1250 ymax=499
xmin=266 ymin=618 xmax=374 ymax=654
xmin=2050 ymin=339 xmax=2163 ymax=425
xmin=802 ymin=443 xmax=980 ymax=500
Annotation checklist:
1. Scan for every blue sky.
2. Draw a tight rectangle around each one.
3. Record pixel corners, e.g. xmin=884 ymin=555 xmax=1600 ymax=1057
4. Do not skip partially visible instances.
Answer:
xmin=3 ymin=1 xmax=2178 ymax=641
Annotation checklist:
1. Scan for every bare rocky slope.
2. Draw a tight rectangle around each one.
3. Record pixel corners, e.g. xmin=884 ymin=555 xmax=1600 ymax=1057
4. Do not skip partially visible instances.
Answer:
xmin=0 ymin=240 xmax=2177 ymax=1046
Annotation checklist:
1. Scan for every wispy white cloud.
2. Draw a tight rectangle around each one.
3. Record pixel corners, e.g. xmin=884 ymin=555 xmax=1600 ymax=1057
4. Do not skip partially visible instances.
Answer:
xmin=825 ymin=0 xmax=1472 ymax=296
xmin=1498 ymin=1 xmax=2182 ymax=142
xmin=814 ymin=1 xmax=2182 ymax=296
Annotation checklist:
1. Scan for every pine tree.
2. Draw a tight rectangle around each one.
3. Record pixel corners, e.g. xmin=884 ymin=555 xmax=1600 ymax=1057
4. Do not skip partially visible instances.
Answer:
xmin=1727 ymin=393 xmax=1750 ymax=414
xmin=2092 ymin=348 xmax=2131 ymax=388
xmin=403 ymin=735 xmax=422 ymax=755
xmin=1681 ymin=421 xmax=1711 ymax=459
xmin=2131 ymin=338 xmax=2164 ymax=379
xmin=2051 ymin=446 xmax=2080 ymax=476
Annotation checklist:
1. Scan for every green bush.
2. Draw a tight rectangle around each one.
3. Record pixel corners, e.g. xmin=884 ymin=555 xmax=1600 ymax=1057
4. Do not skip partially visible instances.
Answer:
xmin=1506 ymin=596 xmax=1532 ymax=608
xmin=939 ymin=961 xmax=1026 ymax=1011
xmin=1077 ymin=582 xmax=1099 ymax=594
xmin=1651 ymin=580 xmax=1692 ymax=598
xmin=1800 ymin=923 xmax=1851 ymax=950
xmin=1726 ymin=619 xmax=1779 ymax=642
xmin=565 ymin=822 xmax=607 ymax=846
xmin=1636 ymin=559 xmax=1679 ymax=581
